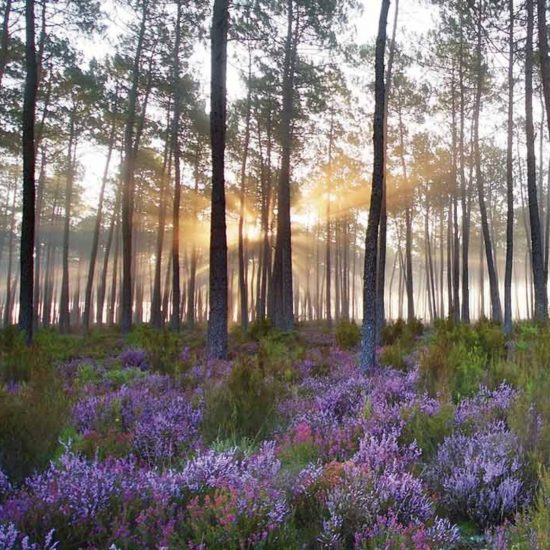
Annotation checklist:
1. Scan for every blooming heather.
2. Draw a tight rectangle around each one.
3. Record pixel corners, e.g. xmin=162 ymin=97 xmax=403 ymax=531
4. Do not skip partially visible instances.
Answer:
xmin=429 ymin=420 xmax=531 ymax=527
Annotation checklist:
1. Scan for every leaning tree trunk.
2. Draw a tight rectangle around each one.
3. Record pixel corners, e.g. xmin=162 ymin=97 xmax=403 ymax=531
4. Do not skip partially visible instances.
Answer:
xmin=207 ymin=0 xmax=229 ymax=359
xmin=361 ymin=0 xmax=390 ymax=371
xmin=376 ymin=0 xmax=399 ymax=343
xmin=526 ymin=0 xmax=548 ymax=321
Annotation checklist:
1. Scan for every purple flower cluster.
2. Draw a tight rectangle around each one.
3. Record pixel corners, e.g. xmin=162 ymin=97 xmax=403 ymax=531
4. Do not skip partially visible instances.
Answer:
xmin=0 ymin=523 xmax=57 ymax=550
xmin=365 ymin=366 xmax=439 ymax=435
xmin=1 ymin=442 xmax=288 ymax=548
xmin=73 ymin=381 xmax=202 ymax=465
xmin=293 ymin=455 xmax=455 ymax=548
xmin=0 ymin=468 xmax=11 ymax=501
xmin=429 ymin=420 xmax=531 ymax=527
xmin=0 ymin=453 xmax=186 ymax=547
xmin=118 ymin=348 xmax=149 ymax=370
xmin=455 ymin=383 xmax=518 ymax=428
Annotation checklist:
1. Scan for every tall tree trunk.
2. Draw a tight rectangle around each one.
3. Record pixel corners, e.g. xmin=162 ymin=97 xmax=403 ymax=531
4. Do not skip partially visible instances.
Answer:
xmin=151 ymin=111 xmax=171 ymax=329
xmin=451 ymin=71 xmax=460 ymax=322
xmin=459 ymin=11 xmax=470 ymax=323
xmin=19 ymin=0 xmax=38 ymax=343
xmin=207 ymin=0 xmax=229 ymax=358
xmin=238 ymin=47 xmax=252 ymax=331
xmin=97 ymin=188 xmax=120 ymax=325
xmin=397 ymin=101 xmax=414 ymax=322
xmin=504 ymin=0 xmax=514 ymax=334
xmin=186 ymin=161 xmax=199 ymax=328
xmin=121 ymin=0 xmax=149 ymax=334
xmin=526 ymin=0 xmax=548 ymax=321
xmin=361 ymin=0 xmax=390 ymax=370
xmin=59 ymin=109 xmax=77 ymax=333
xmin=537 ymin=0 xmax=550 ymax=136
xmin=32 ymin=148 xmax=46 ymax=328
xmin=3 ymin=184 xmax=16 ymax=326
xmin=0 ymin=0 xmax=12 ymax=87
xmin=108 ymin=218 xmax=120 ymax=327
xmin=83 ymin=118 xmax=117 ymax=332
xmin=377 ymin=0 xmax=399 ymax=340
xmin=326 ymin=106 xmax=334 ymax=326
xmin=270 ymin=0 xmax=297 ymax=331
xmin=171 ymin=0 xmax=183 ymax=332
xmin=474 ymin=2 xmax=502 ymax=322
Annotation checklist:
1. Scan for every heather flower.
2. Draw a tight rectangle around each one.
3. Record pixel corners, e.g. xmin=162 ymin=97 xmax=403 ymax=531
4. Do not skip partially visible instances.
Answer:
xmin=353 ymin=514 xmax=460 ymax=549
xmin=180 ymin=443 xmax=288 ymax=546
xmin=455 ymin=383 xmax=518 ymax=429
xmin=179 ymin=346 xmax=191 ymax=362
xmin=0 ymin=468 xmax=12 ymax=501
xmin=314 ymin=460 xmax=435 ymax=547
xmin=0 ymin=523 xmax=57 ymax=550
xmin=428 ymin=421 xmax=531 ymax=527
xmin=73 ymin=384 xmax=202 ymax=464
xmin=118 ymin=348 xmax=149 ymax=370
xmin=354 ymin=430 xmax=420 ymax=474
xmin=0 ymin=453 xmax=184 ymax=547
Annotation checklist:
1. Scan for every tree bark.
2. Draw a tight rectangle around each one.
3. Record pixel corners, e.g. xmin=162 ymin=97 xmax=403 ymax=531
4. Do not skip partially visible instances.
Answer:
xmin=59 ymin=108 xmax=77 ymax=333
xmin=270 ymin=0 xmax=297 ymax=331
xmin=0 ymin=0 xmax=12 ymax=88
xmin=361 ymin=0 xmax=390 ymax=370
xmin=537 ymin=0 xmax=550 ymax=137
xmin=238 ymin=47 xmax=252 ymax=331
xmin=526 ymin=0 xmax=548 ymax=321
xmin=377 ymin=0 xmax=399 ymax=341
xmin=207 ymin=0 xmax=229 ymax=358
xmin=474 ymin=2 xmax=502 ymax=322
xmin=83 ymin=117 xmax=117 ymax=332
xmin=504 ymin=0 xmax=514 ymax=334
xmin=121 ymin=0 xmax=149 ymax=334
xmin=19 ymin=0 xmax=38 ymax=344
xmin=171 ymin=0 xmax=183 ymax=332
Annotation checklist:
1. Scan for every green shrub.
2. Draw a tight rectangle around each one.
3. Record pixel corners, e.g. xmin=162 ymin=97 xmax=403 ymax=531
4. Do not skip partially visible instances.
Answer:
xmin=74 ymin=362 xmax=102 ymax=387
xmin=496 ymin=465 xmax=550 ymax=549
xmin=104 ymin=367 xmax=145 ymax=387
xmin=382 ymin=318 xmax=423 ymax=352
xmin=0 ymin=362 xmax=70 ymax=482
xmin=126 ymin=325 xmax=181 ymax=375
xmin=335 ymin=320 xmax=361 ymax=350
xmin=400 ymin=404 xmax=454 ymax=461
xmin=247 ymin=318 xmax=273 ymax=341
xmin=420 ymin=324 xmax=489 ymax=401
xmin=279 ymin=440 xmax=320 ymax=474
xmin=379 ymin=341 xmax=407 ymax=370
xmin=258 ymin=330 xmax=302 ymax=380
xmin=450 ymin=343 xmax=486 ymax=401
xmin=201 ymin=356 xmax=280 ymax=443
xmin=419 ymin=338 xmax=454 ymax=399
xmin=475 ymin=320 xmax=506 ymax=359
xmin=382 ymin=318 xmax=406 ymax=346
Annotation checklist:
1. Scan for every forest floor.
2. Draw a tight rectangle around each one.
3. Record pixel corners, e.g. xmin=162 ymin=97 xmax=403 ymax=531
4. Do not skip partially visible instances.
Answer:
xmin=0 ymin=319 xmax=549 ymax=548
